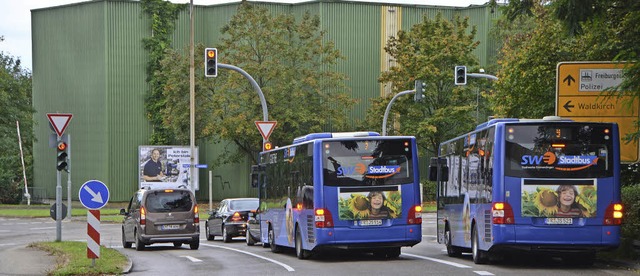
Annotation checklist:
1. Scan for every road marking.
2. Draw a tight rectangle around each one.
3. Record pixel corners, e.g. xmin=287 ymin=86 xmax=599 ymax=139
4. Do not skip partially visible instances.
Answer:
xmin=201 ymin=243 xmax=295 ymax=272
xmin=402 ymin=253 xmax=471 ymax=268
xmin=474 ymin=271 xmax=494 ymax=275
xmin=182 ymin=256 xmax=203 ymax=262
xmin=30 ymin=227 xmax=56 ymax=230
xmin=0 ymin=243 xmax=17 ymax=247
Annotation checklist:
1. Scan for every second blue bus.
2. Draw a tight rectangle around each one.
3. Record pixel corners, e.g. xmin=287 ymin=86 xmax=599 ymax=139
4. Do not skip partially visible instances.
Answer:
xmin=429 ymin=116 xmax=624 ymax=265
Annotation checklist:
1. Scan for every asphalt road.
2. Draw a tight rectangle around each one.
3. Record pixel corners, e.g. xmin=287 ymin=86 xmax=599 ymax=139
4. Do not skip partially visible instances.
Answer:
xmin=0 ymin=214 xmax=637 ymax=275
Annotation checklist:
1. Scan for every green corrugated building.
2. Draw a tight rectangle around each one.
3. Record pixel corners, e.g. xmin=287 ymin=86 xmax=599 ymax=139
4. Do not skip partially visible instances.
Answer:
xmin=31 ymin=0 xmax=500 ymax=202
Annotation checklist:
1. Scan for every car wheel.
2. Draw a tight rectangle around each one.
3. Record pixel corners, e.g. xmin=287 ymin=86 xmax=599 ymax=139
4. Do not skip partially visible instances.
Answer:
xmin=222 ymin=225 xmax=231 ymax=243
xmin=246 ymin=227 xmax=255 ymax=246
xmin=385 ymin=247 xmax=401 ymax=259
xmin=295 ymin=227 xmax=310 ymax=259
xmin=445 ymin=228 xmax=461 ymax=257
xmin=205 ymin=223 xmax=215 ymax=241
xmin=268 ymin=226 xmax=281 ymax=253
xmin=135 ymin=230 xmax=145 ymax=251
xmin=173 ymin=242 xmax=182 ymax=248
xmin=190 ymin=238 xmax=200 ymax=250
xmin=472 ymin=225 xmax=488 ymax=264
xmin=122 ymin=228 xmax=132 ymax=249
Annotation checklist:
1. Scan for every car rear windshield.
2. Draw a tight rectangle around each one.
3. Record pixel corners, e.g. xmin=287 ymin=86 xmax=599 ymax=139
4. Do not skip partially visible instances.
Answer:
xmin=230 ymin=199 xmax=259 ymax=211
xmin=145 ymin=190 xmax=193 ymax=212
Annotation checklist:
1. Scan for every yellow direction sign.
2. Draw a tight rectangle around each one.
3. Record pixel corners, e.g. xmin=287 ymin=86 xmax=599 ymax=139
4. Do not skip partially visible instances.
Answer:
xmin=556 ymin=61 xmax=639 ymax=163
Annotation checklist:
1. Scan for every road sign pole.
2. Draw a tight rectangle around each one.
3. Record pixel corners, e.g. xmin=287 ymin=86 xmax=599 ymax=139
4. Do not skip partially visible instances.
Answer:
xmin=66 ymin=135 xmax=72 ymax=221
xmin=56 ymin=136 xmax=62 ymax=241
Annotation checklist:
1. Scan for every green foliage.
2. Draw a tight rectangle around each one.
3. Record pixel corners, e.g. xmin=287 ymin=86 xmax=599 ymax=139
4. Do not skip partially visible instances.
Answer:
xmin=157 ymin=3 xmax=354 ymax=166
xmin=609 ymin=184 xmax=640 ymax=259
xmin=491 ymin=4 xmax=579 ymax=118
xmin=0 ymin=48 xmax=34 ymax=204
xmin=141 ymin=0 xmax=187 ymax=145
xmin=31 ymin=241 xmax=128 ymax=275
xmin=365 ymin=13 xmax=479 ymax=157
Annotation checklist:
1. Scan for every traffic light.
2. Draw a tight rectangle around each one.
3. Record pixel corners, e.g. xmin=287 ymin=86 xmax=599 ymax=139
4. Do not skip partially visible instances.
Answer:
xmin=263 ymin=141 xmax=273 ymax=151
xmin=56 ymin=141 xmax=68 ymax=172
xmin=204 ymin=48 xmax=218 ymax=77
xmin=414 ymin=80 xmax=426 ymax=102
xmin=455 ymin=65 xmax=467 ymax=85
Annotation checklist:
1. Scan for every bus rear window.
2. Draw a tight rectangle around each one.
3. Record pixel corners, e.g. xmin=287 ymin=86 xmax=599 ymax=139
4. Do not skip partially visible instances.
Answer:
xmin=504 ymin=124 xmax=614 ymax=178
xmin=323 ymin=139 xmax=413 ymax=186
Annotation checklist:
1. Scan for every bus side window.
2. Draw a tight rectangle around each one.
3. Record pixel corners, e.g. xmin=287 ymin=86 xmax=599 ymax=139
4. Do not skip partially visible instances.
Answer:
xmin=303 ymin=186 xmax=314 ymax=209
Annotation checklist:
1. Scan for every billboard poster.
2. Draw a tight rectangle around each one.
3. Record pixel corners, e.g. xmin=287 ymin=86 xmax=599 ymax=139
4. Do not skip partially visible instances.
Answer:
xmin=521 ymin=179 xmax=596 ymax=218
xmin=138 ymin=146 xmax=199 ymax=191
xmin=338 ymin=186 xmax=402 ymax=220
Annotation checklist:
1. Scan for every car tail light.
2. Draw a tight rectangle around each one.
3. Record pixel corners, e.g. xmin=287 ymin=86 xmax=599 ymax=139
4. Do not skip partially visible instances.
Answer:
xmin=231 ymin=212 xmax=242 ymax=222
xmin=315 ymin=208 xmax=334 ymax=228
xmin=407 ymin=205 xmax=422 ymax=224
xmin=492 ymin=202 xmax=514 ymax=224
xmin=140 ymin=206 xmax=146 ymax=225
xmin=194 ymin=205 xmax=199 ymax=224
xmin=604 ymin=203 xmax=623 ymax=225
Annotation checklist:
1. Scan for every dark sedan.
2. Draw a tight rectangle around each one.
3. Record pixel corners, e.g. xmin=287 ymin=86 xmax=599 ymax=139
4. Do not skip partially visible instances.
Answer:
xmin=205 ymin=198 xmax=259 ymax=242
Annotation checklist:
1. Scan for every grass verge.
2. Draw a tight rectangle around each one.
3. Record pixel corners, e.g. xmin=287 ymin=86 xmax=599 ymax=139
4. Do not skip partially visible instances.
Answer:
xmin=30 ymin=241 xmax=128 ymax=276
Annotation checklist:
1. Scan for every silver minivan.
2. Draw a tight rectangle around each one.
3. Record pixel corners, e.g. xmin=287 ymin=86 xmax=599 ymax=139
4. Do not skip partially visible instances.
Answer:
xmin=120 ymin=187 xmax=200 ymax=250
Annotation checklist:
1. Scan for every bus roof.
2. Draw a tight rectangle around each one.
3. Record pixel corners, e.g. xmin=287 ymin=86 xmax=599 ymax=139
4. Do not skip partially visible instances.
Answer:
xmin=475 ymin=116 xmax=574 ymax=130
xmin=292 ymin=132 xmax=380 ymax=144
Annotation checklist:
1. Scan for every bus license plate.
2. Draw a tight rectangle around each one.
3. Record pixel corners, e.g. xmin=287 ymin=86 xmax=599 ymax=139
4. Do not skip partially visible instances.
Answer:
xmin=545 ymin=218 xmax=572 ymax=225
xmin=161 ymin=224 xmax=180 ymax=230
xmin=359 ymin=220 xmax=382 ymax=226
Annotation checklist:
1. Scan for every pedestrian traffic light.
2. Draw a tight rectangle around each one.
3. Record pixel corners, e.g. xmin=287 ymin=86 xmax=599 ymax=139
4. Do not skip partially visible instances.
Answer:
xmin=414 ymin=80 xmax=426 ymax=102
xmin=56 ymin=141 xmax=68 ymax=172
xmin=455 ymin=65 xmax=467 ymax=85
xmin=204 ymin=48 xmax=218 ymax=77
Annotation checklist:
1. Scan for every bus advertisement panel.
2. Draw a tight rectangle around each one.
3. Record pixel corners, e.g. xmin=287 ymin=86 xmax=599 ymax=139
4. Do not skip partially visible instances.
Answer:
xmin=430 ymin=117 xmax=623 ymax=265
xmin=253 ymin=132 xmax=422 ymax=259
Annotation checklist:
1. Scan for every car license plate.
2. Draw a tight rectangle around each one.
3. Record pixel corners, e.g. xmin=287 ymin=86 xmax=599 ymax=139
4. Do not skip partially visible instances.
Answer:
xmin=161 ymin=224 xmax=180 ymax=230
xmin=545 ymin=218 xmax=573 ymax=225
xmin=359 ymin=220 xmax=382 ymax=226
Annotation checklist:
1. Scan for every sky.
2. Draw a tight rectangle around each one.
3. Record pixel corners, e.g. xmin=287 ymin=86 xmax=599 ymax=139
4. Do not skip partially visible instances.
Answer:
xmin=0 ymin=0 xmax=491 ymax=71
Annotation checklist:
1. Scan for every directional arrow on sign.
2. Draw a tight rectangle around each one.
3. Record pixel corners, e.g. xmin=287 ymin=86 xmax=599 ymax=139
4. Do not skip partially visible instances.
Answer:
xmin=563 ymin=100 xmax=575 ymax=112
xmin=83 ymin=186 xmax=104 ymax=204
xmin=563 ymin=75 xmax=575 ymax=86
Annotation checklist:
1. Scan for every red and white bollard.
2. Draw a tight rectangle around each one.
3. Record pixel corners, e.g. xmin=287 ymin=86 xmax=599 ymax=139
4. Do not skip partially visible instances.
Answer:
xmin=87 ymin=210 xmax=100 ymax=265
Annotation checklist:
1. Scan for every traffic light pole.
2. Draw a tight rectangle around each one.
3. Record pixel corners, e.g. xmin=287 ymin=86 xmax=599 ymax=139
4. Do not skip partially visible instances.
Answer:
xmin=56 ymin=137 xmax=62 ymax=242
xmin=382 ymin=89 xmax=415 ymax=136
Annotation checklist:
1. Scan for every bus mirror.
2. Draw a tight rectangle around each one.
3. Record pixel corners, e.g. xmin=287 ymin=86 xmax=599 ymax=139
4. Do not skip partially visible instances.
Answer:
xmin=428 ymin=157 xmax=448 ymax=182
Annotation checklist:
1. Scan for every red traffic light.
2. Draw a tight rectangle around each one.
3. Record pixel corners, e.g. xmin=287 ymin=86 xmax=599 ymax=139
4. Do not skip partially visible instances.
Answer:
xmin=57 ymin=141 xmax=67 ymax=151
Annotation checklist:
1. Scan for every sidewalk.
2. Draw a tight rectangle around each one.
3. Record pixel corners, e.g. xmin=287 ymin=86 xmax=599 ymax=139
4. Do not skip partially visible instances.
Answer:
xmin=0 ymin=245 xmax=55 ymax=276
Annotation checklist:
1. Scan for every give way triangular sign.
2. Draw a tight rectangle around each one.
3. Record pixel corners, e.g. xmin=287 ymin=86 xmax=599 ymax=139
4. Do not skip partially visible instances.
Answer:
xmin=255 ymin=121 xmax=277 ymax=140
xmin=47 ymin=113 xmax=73 ymax=137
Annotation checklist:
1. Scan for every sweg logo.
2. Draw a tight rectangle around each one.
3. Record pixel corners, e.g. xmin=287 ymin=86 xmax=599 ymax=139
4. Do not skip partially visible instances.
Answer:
xmin=521 ymin=152 xmax=556 ymax=165
xmin=368 ymin=165 xmax=400 ymax=174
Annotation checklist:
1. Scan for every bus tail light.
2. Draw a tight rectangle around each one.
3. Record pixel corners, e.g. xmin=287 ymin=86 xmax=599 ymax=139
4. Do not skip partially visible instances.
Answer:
xmin=408 ymin=205 xmax=422 ymax=224
xmin=604 ymin=203 xmax=623 ymax=225
xmin=492 ymin=202 xmax=514 ymax=224
xmin=140 ymin=206 xmax=146 ymax=225
xmin=315 ymin=208 xmax=334 ymax=228
xmin=194 ymin=205 xmax=199 ymax=224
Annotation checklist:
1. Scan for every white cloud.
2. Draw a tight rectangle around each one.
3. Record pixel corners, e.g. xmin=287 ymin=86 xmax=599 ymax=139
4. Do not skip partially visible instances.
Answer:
xmin=0 ymin=0 xmax=490 ymax=71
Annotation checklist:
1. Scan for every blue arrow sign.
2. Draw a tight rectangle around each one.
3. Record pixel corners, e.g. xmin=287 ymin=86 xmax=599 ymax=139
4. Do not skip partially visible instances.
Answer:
xmin=79 ymin=180 xmax=110 ymax=210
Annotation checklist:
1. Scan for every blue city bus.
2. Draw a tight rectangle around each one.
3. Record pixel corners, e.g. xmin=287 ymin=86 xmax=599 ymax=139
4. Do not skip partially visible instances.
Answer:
xmin=429 ymin=116 xmax=624 ymax=265
xmin=252 ymin=132 xmax=423 ymax=259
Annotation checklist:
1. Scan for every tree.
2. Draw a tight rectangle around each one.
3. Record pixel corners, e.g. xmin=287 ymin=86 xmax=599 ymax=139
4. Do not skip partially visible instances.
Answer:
xmin=157 ymin=3 xmax=355 ymax=165
xmin=0 ymin=39 xmax=35 ymax=203
xmin=490 ymin=3 xmax=580 ymax=119
xmin=364 ymin=13 xmax=480 ymax=157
